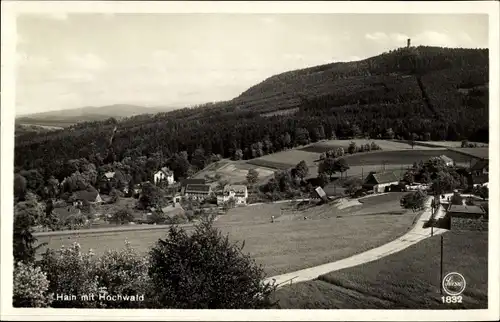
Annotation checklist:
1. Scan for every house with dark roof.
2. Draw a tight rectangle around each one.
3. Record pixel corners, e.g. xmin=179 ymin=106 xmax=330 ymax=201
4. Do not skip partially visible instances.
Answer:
xmin=161 ymin=203 xmax=186 ymax=218
xmin=217 ymin=184 xmax=248 ymax=205
xmin=363 ymin=171 xmax=400 ymax=193
xmin=184 ymin=184 xmax=212 ymax=200
xmin=439 ymin=155 xmax=454 ymax=167
xmin=52 ymin=206 xmax=82 ymax=222
xmin=446 ymin=204 xmax=487 ymax=231
xmin=154 ymin=167 xmax=175 ymax=185
xmin=71 ymin=189 xmax=103 ymax=206
xmin=180 ymin=178 xmax=206 ymax=194
xmin=470 ymin=159 xmax=489 ymax=176
xmin=102 ymin=171 xmax=115 ymax=181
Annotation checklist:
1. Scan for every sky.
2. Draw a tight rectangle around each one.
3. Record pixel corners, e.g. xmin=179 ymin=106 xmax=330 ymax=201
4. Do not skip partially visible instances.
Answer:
xmin=16 ymin=13 xmax=489 ymax=116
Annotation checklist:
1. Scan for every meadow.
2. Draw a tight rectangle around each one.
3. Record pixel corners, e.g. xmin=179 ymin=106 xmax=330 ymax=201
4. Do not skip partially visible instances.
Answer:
xmin=36 ymin=193 xmax=415 ymax=276
xmin=273 ymin=231 xmax=488 ymax=309
xmin=341 ymin=149 xmax=474 ymax=166
xmin=415 ymin=141 xmax=488 ymax=148
xmin=300 ymin=139 xmax=441 ymax=153
xmin=247 ymin=149 xmax=321 ymax=170
xmin=193 ymin=159 xmax=276 ymax=184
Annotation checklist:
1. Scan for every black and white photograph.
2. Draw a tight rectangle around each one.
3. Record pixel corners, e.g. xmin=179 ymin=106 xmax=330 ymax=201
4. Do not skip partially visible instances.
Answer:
xmin=1 ymin=1 xmax=498 ymax=320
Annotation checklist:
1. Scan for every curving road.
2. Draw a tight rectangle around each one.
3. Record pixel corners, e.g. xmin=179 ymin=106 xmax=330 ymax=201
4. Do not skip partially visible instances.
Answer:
xmin=264 ymin=196 xmax=447 ymax=288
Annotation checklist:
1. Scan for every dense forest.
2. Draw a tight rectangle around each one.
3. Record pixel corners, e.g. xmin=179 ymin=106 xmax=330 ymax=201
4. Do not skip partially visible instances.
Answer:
xmin=15 ymin=46 xmax=489 ymax=186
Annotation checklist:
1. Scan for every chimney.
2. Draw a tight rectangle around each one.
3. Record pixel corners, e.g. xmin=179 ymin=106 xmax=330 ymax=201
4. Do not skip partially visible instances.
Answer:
xmin=407 ymin=38 xmax=411 ymax=48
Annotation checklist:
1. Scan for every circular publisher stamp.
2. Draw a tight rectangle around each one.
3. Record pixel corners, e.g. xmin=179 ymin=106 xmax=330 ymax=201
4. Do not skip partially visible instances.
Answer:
xmin=442 ymin=272 xmax=466 ymax=296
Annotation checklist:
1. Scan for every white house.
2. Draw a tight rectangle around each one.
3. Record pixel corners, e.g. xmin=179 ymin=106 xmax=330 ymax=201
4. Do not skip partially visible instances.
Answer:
xmin=154 ymin=167 xmax=175 ymax=185
xmin=217 ymin=184 xmax=248 ymax=206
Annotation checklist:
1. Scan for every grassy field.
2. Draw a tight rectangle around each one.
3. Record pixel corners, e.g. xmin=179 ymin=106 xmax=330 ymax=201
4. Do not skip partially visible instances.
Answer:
xmin=245 ymin=142 xmax=480 ymax=181
xmin=415 ymin=141 xmax=488 ymax=148
xmin=36 ymin=193 xmax=415 ymax=276
xmin=448 ymin=147 xmax=489 ymax=160
xmin=341 ymin=149 xmax=473 ymax=166
xmin=247 ymin=149 xmax=321 ymax=170
xmin=194 ymin=159 xmax=276 ymax=184
xmin=273 ymin=231 xmax=488 ymax=309
xmin=300 ymin=139 xmax=441 ymax=153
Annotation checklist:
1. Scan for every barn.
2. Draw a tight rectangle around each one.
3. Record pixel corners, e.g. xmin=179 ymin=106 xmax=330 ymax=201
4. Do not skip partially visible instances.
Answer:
xmin=363 ymin=171 xmax=400 ymax=193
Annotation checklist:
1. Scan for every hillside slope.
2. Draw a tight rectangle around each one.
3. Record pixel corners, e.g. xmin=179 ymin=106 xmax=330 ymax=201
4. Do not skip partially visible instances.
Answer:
xmin=16 ymin=104 xmax=176 ymax=126
xmin=15 ymin=46 xmax=489 ymax=181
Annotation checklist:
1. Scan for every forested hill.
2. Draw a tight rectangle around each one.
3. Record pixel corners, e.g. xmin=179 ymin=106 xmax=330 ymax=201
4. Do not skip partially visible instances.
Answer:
xmin=15 ymin=46 xmax=489 ymax=184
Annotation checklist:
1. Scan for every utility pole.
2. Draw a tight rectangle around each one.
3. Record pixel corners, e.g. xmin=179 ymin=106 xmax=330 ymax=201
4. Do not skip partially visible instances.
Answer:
xmin=440 ymin=235 xmax=444 ymax=294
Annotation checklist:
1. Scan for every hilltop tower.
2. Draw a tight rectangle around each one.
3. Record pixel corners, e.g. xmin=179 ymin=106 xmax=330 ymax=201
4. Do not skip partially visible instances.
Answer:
xmin=407 ymin=38 xmax=411 ymax=48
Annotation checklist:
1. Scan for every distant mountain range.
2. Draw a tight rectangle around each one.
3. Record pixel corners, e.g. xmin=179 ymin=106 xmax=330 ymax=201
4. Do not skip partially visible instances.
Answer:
xmin=16 ymin=104 xmax=177 ymax=127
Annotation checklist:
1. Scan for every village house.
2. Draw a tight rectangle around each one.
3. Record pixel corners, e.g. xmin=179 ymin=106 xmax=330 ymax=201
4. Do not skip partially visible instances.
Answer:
xmin=52 ymin=206 xmax=82 ymax=222
xmin=184 ymin=184 xmax=213 ymax=200
xmin=439 ymin=155 xmax=454 ymax=167
xmin=154 ymin=167 xmax=175 ymax=185
xmin=71 ymin=189 xmax=103 ymax=207
xmin=470 ymin=159 xmax=488 ymax=176
xmin=363 ymin=171 xmax=400 ymax=193
xmin=445 ymin=204 xmax=487 ymax=231
xmin=102 ymin=171 xmax=115 ymax=181
xmin=217 ymin=184 xmax=248 ymax=206
xmin=161 ymin=202 xmax=186 ymax=218
xmin=180 ymin=178 xmax=206 ymax=194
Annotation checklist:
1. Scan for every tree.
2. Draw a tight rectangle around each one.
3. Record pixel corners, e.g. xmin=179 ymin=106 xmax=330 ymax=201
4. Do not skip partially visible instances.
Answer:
xmin=138 ymin=182 xmax=164 ymax=210
xmin=294 ymin=160 xmax=309 ymax=182
xmin=474 ymin=185 xmax=488 ymax=200
xmin=14 ymin=201 xmax=45 ymax=263
xmin=400 ymin=191 xmax=426 ymax=212
xmin=111 ymin=208 xmax=135 ymax=225
xmin=222 ymin=198 xmax=236 ymax=212
xmin=281 ymin=132 xmax=292 ymax=148
xmin=147 ymin=218 xmax=276 ymax=308
xmin=14 ymin=174 xmax=28 ymax=201
xmin=351 ymin=124 xmax=362 ymax=138
xmin=335 ymin=147 xmax=345 ymax=157
xmin=431 ymin=171 xmax=459 ymax=194
xmin=233 ymin=149 xmax=243 ymax=161
xmin=13 ymin=262 xmax=52 ymax=308
xmin=409 ymin=132 xmax=419 ymax=149
xmin=246 ymin=169 xmax=259 ymax=186
xmin=318 ymin=157 xmax=337 ymax=179
xmin=295 ymin=128 xmax=310 ymax=146
xmin=191 ymin=148 xmax=207 ymax=170
xmin=348 ymin=141 xmax=357 ymax=155
xmin=385 ymin=128 xmax=395 ymax=140
xmin=344 ymin=178 xmax=363 ymax=197
xmin=317 ymin=172 xmax=329 ymax=188
xmin=333 ymin=158 xmax=350 ymax=179
xmin=403 ymin=171 xmax=415 ymax=184
xmin=450 ymin=194 xmax=463 ymax=205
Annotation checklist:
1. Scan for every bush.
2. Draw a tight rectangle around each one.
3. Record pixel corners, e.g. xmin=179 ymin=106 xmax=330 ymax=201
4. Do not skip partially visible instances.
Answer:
xmin=167 ymin=213 xmax=188 ymax=225
xmin=40 ymin=243 xmax=100 ymax=308
xmin=147 ymin=218 xmax=276 ymax=309
xmin=94 ymin=241 xmax=150 ymax=308
xmin=39 ymin=242 xmax=151 ymax=308
xmin=13 ymin=262 xmax=52 ymax=307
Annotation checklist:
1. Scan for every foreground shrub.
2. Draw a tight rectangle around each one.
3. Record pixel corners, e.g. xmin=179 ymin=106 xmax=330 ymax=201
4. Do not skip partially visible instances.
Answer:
xmin=13 ymin=262 xmax=52 ymax=307
xmin=148 ymin=218 xmax=277 ymax=309
xmin=39 ymin=243 xmax=100 ymax=308
xmin=94 ymin=241 xmax=151 ymax=308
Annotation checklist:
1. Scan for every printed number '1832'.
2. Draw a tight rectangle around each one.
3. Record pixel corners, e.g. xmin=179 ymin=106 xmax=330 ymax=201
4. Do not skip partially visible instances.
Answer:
xmin=441 ymin=295 xmax=463 ymax=304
